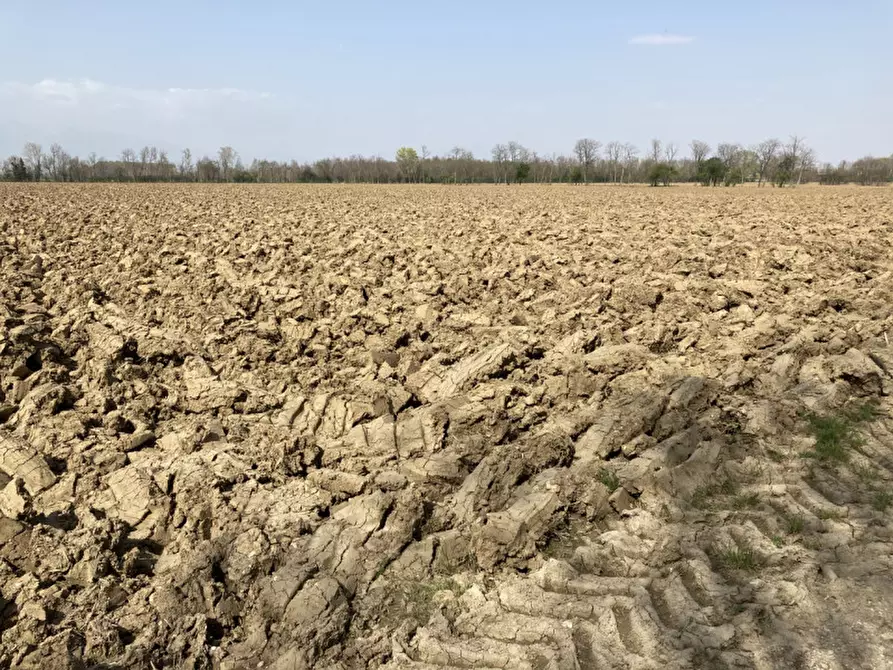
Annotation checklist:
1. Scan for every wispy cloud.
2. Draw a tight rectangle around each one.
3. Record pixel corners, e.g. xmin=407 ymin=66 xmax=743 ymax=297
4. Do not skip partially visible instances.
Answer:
xmin=0 ymin=78 xmax=287 ymax=157
xmin=629 ymin=34 xmax=695 ymax=46
xmin=0 ymin=79 xmax=272 ymax=114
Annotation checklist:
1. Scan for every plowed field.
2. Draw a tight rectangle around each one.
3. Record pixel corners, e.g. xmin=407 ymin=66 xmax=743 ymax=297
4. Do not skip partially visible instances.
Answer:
xmin=2 ymin=183 xmax=893 ymax=669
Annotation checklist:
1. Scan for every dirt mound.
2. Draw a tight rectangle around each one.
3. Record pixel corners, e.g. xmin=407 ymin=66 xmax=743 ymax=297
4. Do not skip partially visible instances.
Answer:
xmin=2 ymin=184 xmax=893 ymax=669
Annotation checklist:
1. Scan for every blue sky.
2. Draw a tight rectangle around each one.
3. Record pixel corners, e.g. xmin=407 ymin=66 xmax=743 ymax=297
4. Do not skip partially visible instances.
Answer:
xmin=1 ymin=1 xmax=890 ymax=163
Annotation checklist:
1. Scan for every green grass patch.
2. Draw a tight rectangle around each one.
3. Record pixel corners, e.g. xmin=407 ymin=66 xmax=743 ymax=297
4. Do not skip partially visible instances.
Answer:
xmin=843 ymin=401 xmax=880 ymax=423
xmin=597 ymin=467 xmax=621 ymax=493
xmin=731 ymin=493 xmax=761 ymax=510
xmin=403 ymin=578 xmax=464 ymax=624
xmin=785 ymin=515 xmax=805 ymax=535
xmin=816 ymin=509 xmax=845 ymax=521
xmin=715 ymin=544 xmax=761 ymax=572
xmin=802 ymin=401 xmax=878 ymax=464
xmin=872 ymin=491 xmax=892 ymax=512
xmin=766 ymin=448 xmax=787 ymax=463
xmin=690 ymin=478 xmax=738 ymax=509
xmin=853 ymin=463 xmax=880 ymax=485
xmin=804 ymin=413 xmax=862 ymax=462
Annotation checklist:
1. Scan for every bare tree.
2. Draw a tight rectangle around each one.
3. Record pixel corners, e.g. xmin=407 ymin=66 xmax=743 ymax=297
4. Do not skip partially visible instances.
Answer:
xmin=649 ymin=139 xmax=662 ymax=163
xmin=86 ymin=152 xmax=98 ymax=180
xmin=23 ymin=143 xmax=42 ymax=181
xmin=54 ymin=144 xmax=71 ymax=181
xmin=753 ymin=139 xmax=780 ymax=187
xmin=716 ymin=143 xmax=738 ymax=168
xmin=689 ymin=140 xmax=711 ymax=177
xmin=797 ymin=146 xmax=815 ymax=186
xmin=664 ymin=143 xmax=678 ymax=163
xmin=573 ymin=139 xmax=601 ymax=183
xmin=781 ymin=136 xmax=813 ymax=186
xmin=447 ymin=146 xmax=472 ymax=183
xmin=419 ymin=145 xmax=431 ymax=182
xmin=491 ymin=144 xmax=509 ymax=184
xmin=147 ymin=147 xmax=158 ymax=178
xmin=121 ymin=148 xmax=137 ymax=180
xmin=621 ymin=143 xmax=638 ymax=183
xmin=787 ymin=135 xmax=804 ymax=164
xmin=218 ymin=146 xmax=237 ymax=182
xmin=605 ymin=142 xmax=622 ymax=183
xmin=506 ymin=141 xmax=524 ymax=164
xmin=179 ymin=148 xmax=193 ymax=180
xmin=716 ymin=143 xmax=745 ymax=183
xmin=137 ymin=146 xmax=150 ymax=178
xmin=45 ymin=143 xmax=65 ymax=181
xmin=158 ymin=150 xmax=170 ymax=180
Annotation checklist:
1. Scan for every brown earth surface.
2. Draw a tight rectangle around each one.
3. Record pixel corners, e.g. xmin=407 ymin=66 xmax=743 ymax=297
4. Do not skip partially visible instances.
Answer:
xmin=2 ymin=183 xmax=893 ymax=669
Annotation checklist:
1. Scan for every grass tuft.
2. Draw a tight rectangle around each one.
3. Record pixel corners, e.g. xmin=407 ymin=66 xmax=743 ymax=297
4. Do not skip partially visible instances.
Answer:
xmin=597 ymin=467 xmax=621 ymax=493
xmin=843 ymin=401 xmax=880 ymax=424
xmin=690 ymin=478 xmax=738 ymax=510
xmin=804 ymin=413 xmax=862 ymax=462
xmin=802 ymin=401 xmax=879 ymax=463
xmin=731 ymin=493 xmax=761 ymax=510
xmin=872 ymin=491 xmax=892 ymax=512
xmin=853 ymin=463 xmax=880 ymax=484
xmin=785 ymin=515 xmax=805 ymax=535
xmin=816 ymin=509 xmax=844 ymax=521
xmin=716 ymin=543 xmax=761 ymax=572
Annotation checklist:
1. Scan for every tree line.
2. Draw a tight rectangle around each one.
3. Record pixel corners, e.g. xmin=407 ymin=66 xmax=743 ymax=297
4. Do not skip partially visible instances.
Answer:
xmin=3 ymin=138 xmax=892 ymax=186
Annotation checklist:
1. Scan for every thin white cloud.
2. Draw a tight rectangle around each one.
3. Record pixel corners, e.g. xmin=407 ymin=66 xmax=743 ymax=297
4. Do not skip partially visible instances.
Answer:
xmin=0 ymin=79 xmax=272 ymax=114
xmin=629 ymin=34 xmax=695 ymax=46
xmin=0 ymin=78 xmax=286 ymax=157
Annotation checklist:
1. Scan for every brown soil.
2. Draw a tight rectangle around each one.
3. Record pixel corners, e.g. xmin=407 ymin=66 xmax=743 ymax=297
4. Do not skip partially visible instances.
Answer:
xmin=2 ymin=183 xmax=893 ymax=669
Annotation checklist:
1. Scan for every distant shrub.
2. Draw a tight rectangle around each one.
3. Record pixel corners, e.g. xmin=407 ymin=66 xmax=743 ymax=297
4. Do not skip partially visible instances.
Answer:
xmin=232 ymin=170 xmax=257 ymax=183
xmin=698 ymin=157 xmax=726 ymax=187
xmin=648 ymin=162 xmax=677 ymax=186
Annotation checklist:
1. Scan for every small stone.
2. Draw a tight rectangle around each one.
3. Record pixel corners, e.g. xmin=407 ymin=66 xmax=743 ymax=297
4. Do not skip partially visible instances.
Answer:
xmin=11 ymin=362 xmax=32 ymax=380
xmin=127 ymin=430 xmax=156 ymax=451
xmin=708 ymin=293 xmax=729 ymax=311
xmin=621 ymin=434 xmax=656 ymax=458
xmin=0 ymin=479 xmax=29 ymax=518
xmin=0 ymin=516 xmax=24 ymax=542
xmin=0 ymin=404 xmax=16 ymax=423
xmin=369 ymin=349 xmax=400 ymax=367
xmin=608 ymin=487 xmax=634 ymax=513
xmin=415 ymin=304 xmax=439 ymax=322
xmin=20 ymin=601 xmax=47 ymax=622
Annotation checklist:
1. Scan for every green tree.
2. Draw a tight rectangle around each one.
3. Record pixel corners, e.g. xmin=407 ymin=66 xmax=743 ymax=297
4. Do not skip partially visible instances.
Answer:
xmin=698 ymin=157 xmax=726 ymax=187
xmin=648 ymin=162 xmax=677 ymax=186
xmin=724 ymin=167 xmax=744 ymax=186
xmin=3 ymin=156 xmax=29 ymax=181
xmin=515 ymin=162 xmax=531 ymax=183
xmin=569 ymin=167 xmax=583 ymax=183
xmin=395 ymin=147 xmax=420 ymax=182
xmin=232 ymin=169 xmax=256 ymax=183
xmin=774 ymin=154 xmax=796 ymax=187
